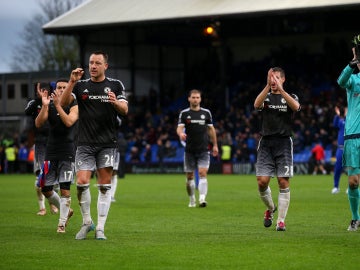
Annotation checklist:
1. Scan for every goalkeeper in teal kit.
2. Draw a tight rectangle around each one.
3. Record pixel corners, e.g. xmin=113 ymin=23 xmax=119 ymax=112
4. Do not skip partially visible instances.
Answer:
xmin=337 ymin=34 xmax=360 ymax=231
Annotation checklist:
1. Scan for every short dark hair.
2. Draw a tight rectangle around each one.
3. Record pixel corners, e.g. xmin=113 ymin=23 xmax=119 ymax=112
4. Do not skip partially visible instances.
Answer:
xmin=56 ymin=78 xmax=68 ymax=85
xmin=91 ymin=51 xmax=108 ymax=63
xmin=271 ymin=67 xmax=285 ymax=77
xmin=188 ymin=89 xmax=202 ymax=97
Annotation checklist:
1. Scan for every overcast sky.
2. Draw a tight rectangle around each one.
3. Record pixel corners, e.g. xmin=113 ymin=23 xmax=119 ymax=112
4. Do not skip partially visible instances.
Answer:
xmin=0 ymin=0 xmax=41 ymax=73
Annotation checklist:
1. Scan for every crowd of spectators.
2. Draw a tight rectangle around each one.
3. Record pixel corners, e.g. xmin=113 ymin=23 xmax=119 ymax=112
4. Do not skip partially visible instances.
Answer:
xmin=0 ymin=132 xmax=34 ymax=174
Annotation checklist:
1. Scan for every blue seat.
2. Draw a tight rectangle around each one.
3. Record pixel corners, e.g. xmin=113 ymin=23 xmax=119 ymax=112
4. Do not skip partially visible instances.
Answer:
xmin=151 ymin=144 xmax=159 ymax=163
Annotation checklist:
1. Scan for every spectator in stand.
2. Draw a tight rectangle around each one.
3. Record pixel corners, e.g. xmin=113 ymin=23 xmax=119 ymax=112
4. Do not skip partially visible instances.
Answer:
xmin=163 ymin=140 xmax=177 ymax=158
xmin=132 ymin=127 xmax=147 ymax=153
xmin=292 ymin=131 xmax=305 ymax=153
xmin=18 ymin=142 xmax=29 ymax=173
xmin=143 ymin=143 xmax=152 ymax=164
xmin=145 ymin=126 xmax=158 ymax=145
xmin=311 ymin=142 xmax=327 ymax=175
xmin=27 ymin=146 xmax=35 ymax=173
xmin=221 ymin=144 xmax=232 ymax=163
xmin=157 ymin=130 xmax=176 ymax=166
xmin=232 ymin=143 xmax=250 ymax=163
xmin=156 ymin=139 xmax=166 ymax=172
xmin=129 ymin=146 xmax=141 ymax=163
xmin=4 ymin=143 xmax=17 ymax=174
xmin=331 ymin=106 xmax=346 ymax=194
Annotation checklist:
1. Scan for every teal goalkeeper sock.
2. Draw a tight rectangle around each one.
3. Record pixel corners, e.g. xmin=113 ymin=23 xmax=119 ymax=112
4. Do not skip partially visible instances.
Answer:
xmin=348 ymin=187 xmax=360 ymax=220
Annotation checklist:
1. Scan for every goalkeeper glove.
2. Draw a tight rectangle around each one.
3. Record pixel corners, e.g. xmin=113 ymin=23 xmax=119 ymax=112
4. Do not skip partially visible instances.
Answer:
xmin=349 ymin=59 xmax=359 ymax=68
xmin=352 ymin=34 xmax=360 ymax=61
xmin=352 ymin=34 xmax=360 ymax=46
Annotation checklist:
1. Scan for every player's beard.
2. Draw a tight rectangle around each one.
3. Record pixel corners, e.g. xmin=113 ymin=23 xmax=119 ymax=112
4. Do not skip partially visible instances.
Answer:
xmin=190 ymin=103 xmax=199 ymax=109
xmin=91 ymin=70 xmax=105 ymax=82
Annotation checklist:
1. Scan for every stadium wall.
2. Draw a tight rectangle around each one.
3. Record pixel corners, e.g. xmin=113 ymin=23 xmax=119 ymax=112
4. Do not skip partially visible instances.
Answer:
xmin=126 ymin=162 xmax=321 ymax=175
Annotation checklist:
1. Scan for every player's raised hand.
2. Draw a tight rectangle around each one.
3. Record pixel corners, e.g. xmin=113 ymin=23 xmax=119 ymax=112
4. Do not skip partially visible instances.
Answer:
xmin=267 ymin=68 xmax=273 ymax=86
xmin=70 ymin=68 xmax=84 ymax=83
xmin=52 ymin=89 xmax=61 ymax=107
xmin=39 ymin=88 xmax=50 ymax=106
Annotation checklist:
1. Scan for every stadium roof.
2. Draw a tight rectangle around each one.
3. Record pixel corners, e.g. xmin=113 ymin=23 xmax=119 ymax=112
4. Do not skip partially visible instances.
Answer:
xmin=43 ymin=0 xmax=360 ymax=34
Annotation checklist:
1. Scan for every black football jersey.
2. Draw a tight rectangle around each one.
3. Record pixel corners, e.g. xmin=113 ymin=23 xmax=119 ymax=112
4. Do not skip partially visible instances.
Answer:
xmin=258 ymin=92 xmax=299 ymax=137
xmin=178 ymin=107 xmax=214 ymax=153
xmin=45 ymin=99 xmax=78 ymax=161
xmin=73 ymin=77 xmax=127 ymax=147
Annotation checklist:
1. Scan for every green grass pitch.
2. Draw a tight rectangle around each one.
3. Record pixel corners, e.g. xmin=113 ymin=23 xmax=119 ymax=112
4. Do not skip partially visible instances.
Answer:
xmin=0 ymin=173 xmax=358 ymax=269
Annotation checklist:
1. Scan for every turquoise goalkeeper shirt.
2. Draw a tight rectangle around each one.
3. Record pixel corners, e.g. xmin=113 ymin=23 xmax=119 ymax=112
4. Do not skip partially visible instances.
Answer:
xmin=337 ymin=65 xmax=360 ymax=136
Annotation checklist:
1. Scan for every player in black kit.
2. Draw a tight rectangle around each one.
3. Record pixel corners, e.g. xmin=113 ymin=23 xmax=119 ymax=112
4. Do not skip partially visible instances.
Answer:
xmin=254 ymin=67 xmax=300 ymax=231
xmin=25 ymin=83 xmax=58 ymax=216
xmin=177 ymin=89 xmax=218 ymax=208
xmin=35 ymin=79 xmax=78 ymax=233
xmin=61 ymin=51 xmax=128 ymax=240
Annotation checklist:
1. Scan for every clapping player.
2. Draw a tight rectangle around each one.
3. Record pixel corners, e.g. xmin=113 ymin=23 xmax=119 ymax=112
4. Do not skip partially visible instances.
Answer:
xmin=254 ymin=67 xmax=300 ymax=231
xmin=35 ymin=79 xmax=78 ymax=233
